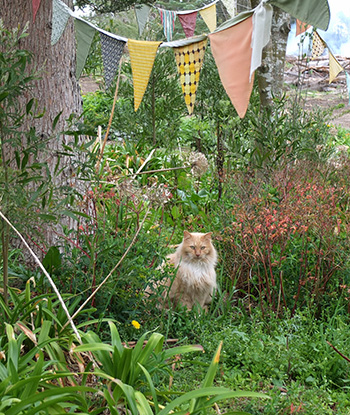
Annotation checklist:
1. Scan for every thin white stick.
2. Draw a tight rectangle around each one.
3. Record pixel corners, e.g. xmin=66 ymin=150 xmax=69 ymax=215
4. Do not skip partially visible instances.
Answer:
xmin=62 ymin=205 xmax=151 ymax=330
xmin=0 ymin=210 xmax=82 ymax=343
xmin=133 ymin=148 xmax=156 ymax=178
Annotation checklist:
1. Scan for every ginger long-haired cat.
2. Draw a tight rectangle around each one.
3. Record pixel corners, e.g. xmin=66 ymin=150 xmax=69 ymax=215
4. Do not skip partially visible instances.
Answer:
xmin=148 ymin=231 xmax=218 ymax=311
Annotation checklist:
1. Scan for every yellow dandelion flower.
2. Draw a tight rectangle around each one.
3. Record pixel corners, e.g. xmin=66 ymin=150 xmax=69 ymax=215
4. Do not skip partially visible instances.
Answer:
xmin=131 ymin=320 xmax=141 ymax=329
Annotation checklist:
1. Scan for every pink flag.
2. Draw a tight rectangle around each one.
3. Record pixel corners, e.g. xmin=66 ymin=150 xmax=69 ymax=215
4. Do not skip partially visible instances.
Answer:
xmin=209 ymin=16 xmax=254 ymax=118
xmin=32 ymin=0 xmax=41 ymax=22
xmin=178 ymin=12 xmax=197 ymax=38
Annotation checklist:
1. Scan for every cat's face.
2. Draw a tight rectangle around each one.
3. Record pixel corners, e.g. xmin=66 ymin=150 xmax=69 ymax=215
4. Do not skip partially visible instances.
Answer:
xmin=181 ymin=231 xmax=213 ymax=260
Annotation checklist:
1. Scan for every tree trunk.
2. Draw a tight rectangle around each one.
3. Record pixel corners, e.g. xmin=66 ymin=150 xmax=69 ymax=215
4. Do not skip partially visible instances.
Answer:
xmin=1 ymin=0 xmax=84 ymax=251
xmin=251 ymin=1 xmax=291 ymax=107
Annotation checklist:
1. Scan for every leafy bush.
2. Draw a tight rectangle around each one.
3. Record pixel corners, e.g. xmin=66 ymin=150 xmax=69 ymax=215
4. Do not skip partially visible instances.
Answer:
xmin=218 ymin=160 xmax=350 ymax=316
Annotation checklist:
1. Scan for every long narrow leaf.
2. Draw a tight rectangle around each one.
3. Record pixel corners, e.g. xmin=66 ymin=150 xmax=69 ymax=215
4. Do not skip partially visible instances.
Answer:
xmin=158 ymin=387 xmax=266 ymax=415
xmin=138 ymin=363 xmax=160 ymax=414
xmin=20 ymin=351 xmax=44 ymax=399
xmin=5 ymin=324 xmax=19 ymax=371
xmin=109 ymin=321 xmax=124 ymax=356
xmin=6 ymin=386 xmax=96 ymax=415
xmin=202 ymin=341 xmax=222 ymax=388
xmin=162 ymin=344 xmax=204 ymax=360
xmin=135 ymin=390 xmax=154 ymax=415
xmin=131 ymin=333 xmax=164 ymax=383
xmin=114 ymin=379 xmax=139 ymax=415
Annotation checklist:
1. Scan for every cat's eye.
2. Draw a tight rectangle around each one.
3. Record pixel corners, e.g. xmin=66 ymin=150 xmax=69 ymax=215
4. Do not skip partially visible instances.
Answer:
xmin=201 ymin=246 xmax=206 ymax=250
xmin=190 ymin=246 xmax=195 ymax=249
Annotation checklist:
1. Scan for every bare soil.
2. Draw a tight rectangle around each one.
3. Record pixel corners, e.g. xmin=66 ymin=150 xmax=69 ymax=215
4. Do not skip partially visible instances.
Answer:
xmin=285 ymin=55 xmax=350 ymax=129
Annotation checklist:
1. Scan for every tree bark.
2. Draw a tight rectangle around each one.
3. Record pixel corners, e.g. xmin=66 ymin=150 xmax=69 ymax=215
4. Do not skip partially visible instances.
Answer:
xmin=1 ymin=0 xmax=84 ymax=251
xmin=251 ymin=1 xmax=291 ymax=107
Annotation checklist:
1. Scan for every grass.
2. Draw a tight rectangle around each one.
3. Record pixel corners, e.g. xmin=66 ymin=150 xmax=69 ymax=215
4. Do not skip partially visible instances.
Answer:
xmin=150 ymin=307 xmax=350 ymax=414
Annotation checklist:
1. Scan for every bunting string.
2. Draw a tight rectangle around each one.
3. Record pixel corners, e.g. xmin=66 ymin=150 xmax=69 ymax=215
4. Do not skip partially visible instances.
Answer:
xmin=37 ymin=0 xmax=333 ymax=118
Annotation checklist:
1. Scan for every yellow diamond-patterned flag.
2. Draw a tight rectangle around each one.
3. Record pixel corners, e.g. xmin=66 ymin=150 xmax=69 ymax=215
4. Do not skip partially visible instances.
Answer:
xmin=199 ymin=4 xmax=217 ymax=32
xmin=173 ymin=39 xmax=207 ymax=115
xmin=128 ymin=39 xmax=162 ymax=111
xmin=329 ymin=51 xmax=343 ymax=84
xmin=312 ymin=31 xmax=326 ymax=59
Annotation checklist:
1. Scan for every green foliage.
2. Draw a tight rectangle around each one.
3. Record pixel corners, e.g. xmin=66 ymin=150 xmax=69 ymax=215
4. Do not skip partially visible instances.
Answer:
xmin=74 ymin=322 xmax=267 ymax=414
xmin=83 ymin=48 xmax=186 ymax=148
xmin=74 ymin=0 xmax=154 ymax=13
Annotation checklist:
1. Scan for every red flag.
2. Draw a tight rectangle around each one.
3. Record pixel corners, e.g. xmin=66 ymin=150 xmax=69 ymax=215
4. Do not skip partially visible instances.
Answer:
xmin=178 ymin=12 xmax=197 ymax=38
xmin=32 ymin=0 xmax=41 ymax=22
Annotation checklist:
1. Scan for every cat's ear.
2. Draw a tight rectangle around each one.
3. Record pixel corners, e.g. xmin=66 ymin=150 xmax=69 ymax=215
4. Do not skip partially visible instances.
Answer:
xmin=203 ymin=232 xmax=212 ymax=240
xmin=183 ymin=230 xmax=192 ymax=240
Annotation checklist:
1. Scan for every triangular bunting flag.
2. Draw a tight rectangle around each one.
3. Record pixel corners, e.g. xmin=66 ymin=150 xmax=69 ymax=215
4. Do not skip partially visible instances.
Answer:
xmin=221 ymin=0 xmax=235 ymax=18
xmin=209 ymin=15 xmax=254 ymax=118
xmin=51 ymin=0 xmax=72 ymax=45
xmin=250 ymin=1 xmax=273 ymax=80
xmin=159 ymin=9 xmax=177 ymax=41
xmin=270 ymin=0 xmax=330 ymax=31
xmin=178 ymin=12 xmax=198 ymax=38
xmin=312 ymin=31 xmax=326 ymax=59
xmin=295 ymin=19 xmax=311 ymax=36
xmin=199 ymin=3 xmax=217 ymax=32
xmin=32 ymin=0 xmax=41 ymax=22
xmin=100 ymin=33 xmax=126 ymax=89
xmin=329 ymin=51 xmax=343 ymax=84
xmin=173 ymin=39 xmax=207 ymax=115
xmin=346 ymin=72 xmax=350 ymax=105
xmin=135 ymin=4 xmax=151 ymax=36
xmin=74 ymin=18 xmax=96 ymax=79
xmin=128 ymin=39 xmax=162 ymax=111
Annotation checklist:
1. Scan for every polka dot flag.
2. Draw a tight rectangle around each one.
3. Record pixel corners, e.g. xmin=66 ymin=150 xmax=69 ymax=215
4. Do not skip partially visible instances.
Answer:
xmin=312 ymin=31 xmax=326 ymax=59
xmin=173 ymin=39 xmax=207 ymax=115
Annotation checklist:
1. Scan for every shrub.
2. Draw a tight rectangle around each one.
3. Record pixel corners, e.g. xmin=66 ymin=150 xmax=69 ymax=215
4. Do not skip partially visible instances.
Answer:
xmin=218 ymin=160 xmax=350 ymax=316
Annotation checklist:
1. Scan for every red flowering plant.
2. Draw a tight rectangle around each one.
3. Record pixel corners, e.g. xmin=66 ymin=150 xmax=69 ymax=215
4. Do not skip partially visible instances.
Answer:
xmin=218 ymin=161 xmax=350 ymax=317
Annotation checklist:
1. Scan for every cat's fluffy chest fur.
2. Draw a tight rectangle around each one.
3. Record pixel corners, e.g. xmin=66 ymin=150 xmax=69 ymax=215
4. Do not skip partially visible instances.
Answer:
xmin=162 ymin=231 xmax=217 ymax=310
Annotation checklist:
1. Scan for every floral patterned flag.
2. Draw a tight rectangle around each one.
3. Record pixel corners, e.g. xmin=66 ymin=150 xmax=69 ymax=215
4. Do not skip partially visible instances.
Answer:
xmin=199 ymin=3 xmax=217 ymax=32
xmin=51 ymin=0 xmax=72 ymax=45
xmin=128 ymin=39 xmax=162 ymax=111
xmin=100 ymin=33 xmax=126 ymax=89
xmin=209 ymin=15 xmax=254 ymax=118
xmin=221 ymin=0 xmax=235 ymax=18
xmin=177 ymin=12 xmax=198 ymax=38
xmin=173 ymin=39 xmax=207 ymax=115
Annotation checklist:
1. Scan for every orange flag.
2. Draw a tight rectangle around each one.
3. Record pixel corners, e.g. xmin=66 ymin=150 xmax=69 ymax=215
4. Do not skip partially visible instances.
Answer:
xmin=128 ymin=39 xmax=162 ymax=111
xmin=209 ymin=16 xmax=254 ymax=118
xmin=295 ymin=19 xmax=311 ymax=36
